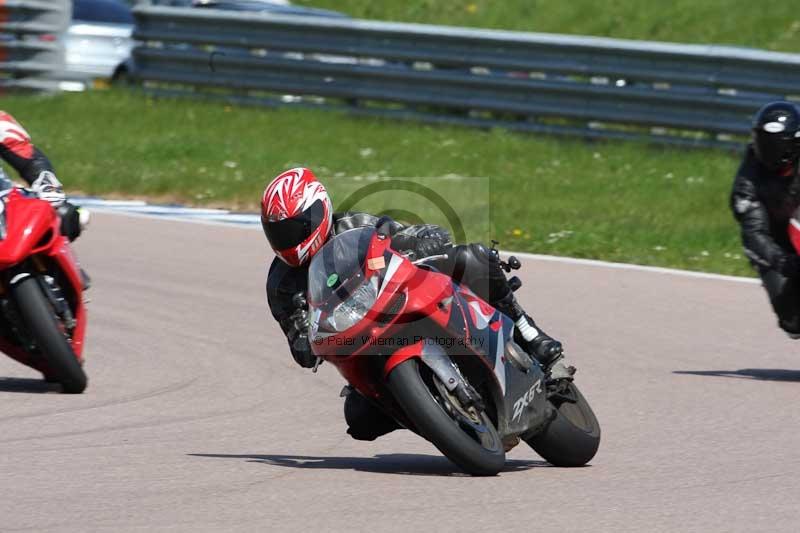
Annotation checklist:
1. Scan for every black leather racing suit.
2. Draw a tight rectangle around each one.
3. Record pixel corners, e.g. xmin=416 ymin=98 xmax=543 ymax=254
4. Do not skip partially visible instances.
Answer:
xmin=0 ymin=111 xmax=82 ymax=241
xmin=266 ymin=212 xmax=559 ymax=440
xmin=730 ymin=145 xmax=800 ymax=334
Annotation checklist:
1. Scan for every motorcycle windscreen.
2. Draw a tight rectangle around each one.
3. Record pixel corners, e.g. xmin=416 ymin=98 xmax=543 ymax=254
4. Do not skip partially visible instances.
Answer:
xmin=308 ymin=227 xmax=380 ymax=334
xmin=308 ymin=227 xmax=376 ymax=305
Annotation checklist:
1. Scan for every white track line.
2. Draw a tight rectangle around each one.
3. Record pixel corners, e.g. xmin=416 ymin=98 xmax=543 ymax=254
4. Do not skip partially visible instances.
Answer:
xmin=506 ymin=252 xmax=759 ymax=284
xmin=86 ymin=207 xmax=261 ymax=229
xmin=83 ymin=203 xmax=760 ymax=285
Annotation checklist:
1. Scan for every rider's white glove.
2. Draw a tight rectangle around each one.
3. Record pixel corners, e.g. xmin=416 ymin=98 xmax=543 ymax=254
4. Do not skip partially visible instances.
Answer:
xmin=31 ymin=171 xmax=66 ymax=208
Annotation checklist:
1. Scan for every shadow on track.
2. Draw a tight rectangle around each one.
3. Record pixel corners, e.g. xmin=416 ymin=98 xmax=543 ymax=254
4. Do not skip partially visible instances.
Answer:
xmin=674 ymin=369 xmax=800 ymax=382
xmin=0 ymin=377 xmax=60 ymax=393
xmin=189 ymin=453 xmax=548 ymax=477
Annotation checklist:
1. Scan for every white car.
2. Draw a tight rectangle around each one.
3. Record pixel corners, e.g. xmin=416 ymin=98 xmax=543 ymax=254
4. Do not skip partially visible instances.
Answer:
xmin=151 ymin=0 xmax=346 ymax=18
xmin=62 ymin=0 xmax=134 ymax=90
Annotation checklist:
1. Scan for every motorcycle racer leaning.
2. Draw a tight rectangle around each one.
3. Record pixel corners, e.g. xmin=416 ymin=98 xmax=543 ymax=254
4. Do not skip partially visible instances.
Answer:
xmin=264 ymin=167 xmax=571 ymax=441
xmin=730 ymin=101 xmax=800 ymax=338
xmin=0 ymin=111 xmax=84 ymax=242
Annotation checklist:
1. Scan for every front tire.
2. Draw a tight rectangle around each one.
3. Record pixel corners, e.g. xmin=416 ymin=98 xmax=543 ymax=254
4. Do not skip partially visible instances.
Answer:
xmin=11 ymin=276 xmax=87 ymax=394
xmin=525 ymin=382 xmax=600 ymax=467
xmin=386 ymin=358 xmax=505 ymax=476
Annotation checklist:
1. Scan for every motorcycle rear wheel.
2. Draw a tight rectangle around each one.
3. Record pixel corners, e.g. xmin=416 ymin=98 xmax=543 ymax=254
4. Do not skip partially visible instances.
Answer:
xmin=524 ymin=382 xmax=600 ymax=467
xmin=11 ymin=276 xmax=87 ymax=394
xmin=386 ymin=358 xmax=505 ymax=476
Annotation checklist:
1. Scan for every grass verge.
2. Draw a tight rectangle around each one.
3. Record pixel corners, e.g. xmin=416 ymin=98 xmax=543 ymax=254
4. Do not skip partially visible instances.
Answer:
xmin=1 ymin=90 xmax=752 ymax=275
xmin=298 ymin=0 xmax=800 ymax=52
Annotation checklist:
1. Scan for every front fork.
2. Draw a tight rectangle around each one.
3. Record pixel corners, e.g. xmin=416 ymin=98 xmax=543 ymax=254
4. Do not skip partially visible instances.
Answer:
xmin=383 ymin=340 xmax=483 ymax=408
xmin=37 ymin=275 xmax=75 ymax=332
xmin=418 ymin=344 xmax=485 ymax=411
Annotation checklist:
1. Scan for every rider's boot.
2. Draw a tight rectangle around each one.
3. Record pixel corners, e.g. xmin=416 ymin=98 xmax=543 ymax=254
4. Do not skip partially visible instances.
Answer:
xmin=495 ymin=291 xmax=575 ymax=382
xmin=524 ymin=319 xmax=574 ymax=382
xmin=433 ymin=243 xmax=574 ymax=381
xmin=341 ymin=385 xmax=401 ymax=441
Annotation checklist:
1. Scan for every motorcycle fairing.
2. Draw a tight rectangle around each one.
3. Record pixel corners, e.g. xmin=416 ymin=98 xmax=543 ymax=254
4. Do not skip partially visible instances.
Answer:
xmin=383 ymin=280 xmax=550 ymax=439
xmin=447 ymin=286 xmax=549 ymax=438
xmin=0 ymin=191 xmax=58 ymax=269
xmin=790 ymin=217 xmax=800 ymax=254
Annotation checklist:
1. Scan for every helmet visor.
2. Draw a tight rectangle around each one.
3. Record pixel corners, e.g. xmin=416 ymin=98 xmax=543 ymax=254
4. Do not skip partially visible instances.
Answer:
xmin=755 ymin=131 xmax=800 ymax=170
xmin=263 ymin=199 xmax=326 ymax=251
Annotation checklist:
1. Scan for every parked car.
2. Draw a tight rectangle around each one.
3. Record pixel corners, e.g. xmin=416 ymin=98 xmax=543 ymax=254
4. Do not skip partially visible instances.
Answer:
xmin=145 ymin=0 xmax=352 ymax=66
xmin=149 ymin=0 xmax=347 ymax=18
xmin=62 ymin=0 xmax=135 ymax=90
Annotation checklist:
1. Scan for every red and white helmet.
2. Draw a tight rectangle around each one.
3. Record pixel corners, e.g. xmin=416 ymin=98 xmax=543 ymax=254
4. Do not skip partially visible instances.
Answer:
xmin=261 ymin=167 xmax=333 ymax=267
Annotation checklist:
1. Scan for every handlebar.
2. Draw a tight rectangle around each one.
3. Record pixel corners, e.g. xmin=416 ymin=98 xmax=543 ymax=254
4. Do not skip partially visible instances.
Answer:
xmin=411 ymin=253 xmax=449 ymax=265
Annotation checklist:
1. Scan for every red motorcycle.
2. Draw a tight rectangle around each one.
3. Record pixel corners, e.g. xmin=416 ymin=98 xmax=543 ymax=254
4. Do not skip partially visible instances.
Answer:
xmin=308 ymin=226 xmax=599 ymax=475
xmin=0 ymin=182 xmax=87 ymax=393
xmin=790 ymin=214 xmax=800 ymax=253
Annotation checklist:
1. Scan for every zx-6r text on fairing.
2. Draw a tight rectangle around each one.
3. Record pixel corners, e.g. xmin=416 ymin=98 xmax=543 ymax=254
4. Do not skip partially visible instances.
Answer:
xmin=308 ymin=227 xmax=600 ymax=476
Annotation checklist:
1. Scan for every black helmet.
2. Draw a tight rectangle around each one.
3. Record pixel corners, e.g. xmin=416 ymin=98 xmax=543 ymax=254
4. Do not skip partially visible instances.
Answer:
xmin=752 ymin=101 xmax=800 ymax=171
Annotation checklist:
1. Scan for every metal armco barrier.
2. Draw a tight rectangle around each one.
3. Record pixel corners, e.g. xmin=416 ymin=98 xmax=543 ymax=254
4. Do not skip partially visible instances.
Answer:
xmin=132 ymin=6 xmax=800 ymax=148
xmin=0 ymin=0 xmax=71 ymax=93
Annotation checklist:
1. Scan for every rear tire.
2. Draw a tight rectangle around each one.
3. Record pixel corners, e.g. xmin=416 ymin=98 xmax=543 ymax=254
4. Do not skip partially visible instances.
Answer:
xmin=11 ymin=276 xmax=87 ymax=394
xmin=386 ymin=358 xmax=505 ymax=476
xmin=525 ymin=382 xmax=600 ymax=467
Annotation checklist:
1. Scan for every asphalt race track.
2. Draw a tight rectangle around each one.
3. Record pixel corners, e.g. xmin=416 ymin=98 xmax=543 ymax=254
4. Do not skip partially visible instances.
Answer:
xmin=1 ymin=212 xmax=799 ymax=532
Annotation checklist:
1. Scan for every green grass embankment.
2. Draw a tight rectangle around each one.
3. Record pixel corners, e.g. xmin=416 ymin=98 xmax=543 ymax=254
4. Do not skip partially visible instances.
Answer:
xmin=1 ymin=91 xmax=750 ymax=275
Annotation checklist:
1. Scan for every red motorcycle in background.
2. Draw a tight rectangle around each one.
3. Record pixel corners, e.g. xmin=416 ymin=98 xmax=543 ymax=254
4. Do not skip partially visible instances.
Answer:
xmin=0 ymin=180 xmax=87 ymax=393
xmin=307 ymin=226 xmax=600 ymax=476
xmin=790 ymin=214 xmax=800 ymax=254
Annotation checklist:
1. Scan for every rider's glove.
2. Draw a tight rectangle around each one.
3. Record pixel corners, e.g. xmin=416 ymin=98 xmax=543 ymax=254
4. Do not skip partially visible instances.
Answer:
xmin=287 ymin=306 xmax=316 ymax=369
xmin=31 ymin=171 xmax=66 ymax=208
xmin=779 ymin=255 xmax=800 ymax=279
xmin=392 ymin=224 xmax=453 ymax=260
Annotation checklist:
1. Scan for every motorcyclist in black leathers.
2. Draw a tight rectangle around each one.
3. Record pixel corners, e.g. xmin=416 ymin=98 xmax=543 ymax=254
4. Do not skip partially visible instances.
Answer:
xmin=731 ymin=101 xmax=800 ymax=337
xmin=263 ymin=168 xmax=569 ymax=441
xmin=0 ymin=110 xmax=84 ymax=241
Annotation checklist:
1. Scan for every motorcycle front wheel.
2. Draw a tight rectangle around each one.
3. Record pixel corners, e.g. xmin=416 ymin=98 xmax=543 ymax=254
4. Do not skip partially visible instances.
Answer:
xmin=11 ymin=275 xmax=87 ymax=394
xmin=386 ymin=358 xmax=505 ymax=476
